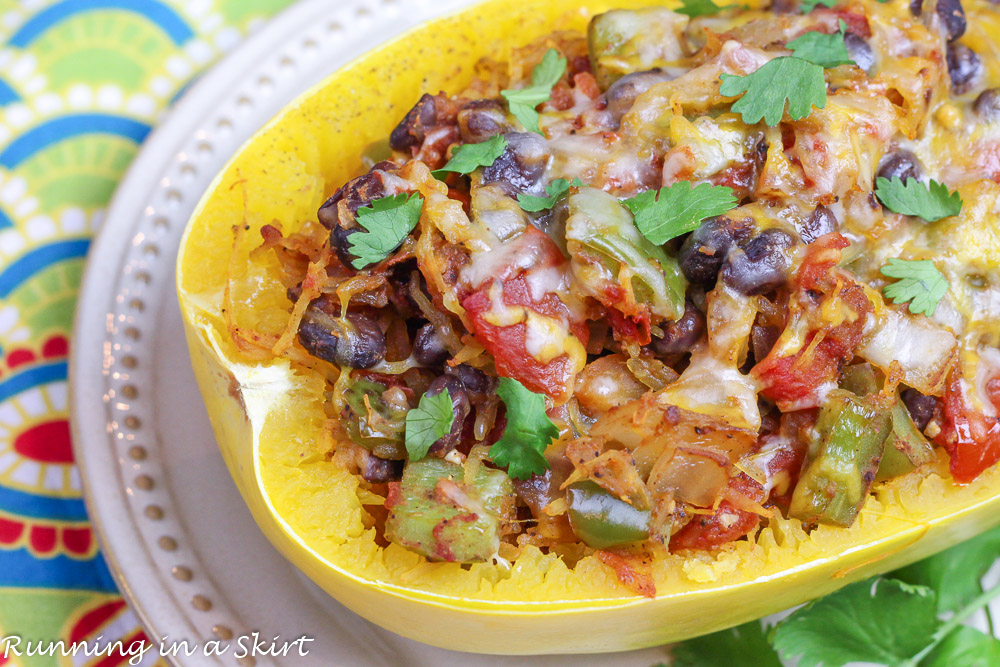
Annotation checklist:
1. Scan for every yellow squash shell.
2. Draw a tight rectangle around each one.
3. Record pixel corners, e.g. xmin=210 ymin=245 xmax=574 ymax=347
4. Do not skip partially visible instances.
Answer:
xmin=178 ymin=0 xmax=1000 ymax=653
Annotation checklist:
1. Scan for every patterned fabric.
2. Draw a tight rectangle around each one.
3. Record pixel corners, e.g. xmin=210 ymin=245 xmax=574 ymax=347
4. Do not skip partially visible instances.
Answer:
xmin=0 ymin=1 xmax=294 ymax=663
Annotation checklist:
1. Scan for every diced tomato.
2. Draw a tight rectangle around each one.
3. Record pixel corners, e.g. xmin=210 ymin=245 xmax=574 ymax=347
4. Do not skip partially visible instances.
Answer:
xmin=987 ymin=378 xmax=1000 ymax=414
xmin=753 ymin=234 xmax=871 ymax=408
xmin=596 ymin=549 xmax=656 ymax=598
xmin=605 ymin=307 xmax=652 ymax=346
xmin=935 ymin=372 xmax=1000 ymax=484
xmin=670 ymin=475 xmax=763 ymax=551
xmin=460 ymin=227 xmax=586 ymax=401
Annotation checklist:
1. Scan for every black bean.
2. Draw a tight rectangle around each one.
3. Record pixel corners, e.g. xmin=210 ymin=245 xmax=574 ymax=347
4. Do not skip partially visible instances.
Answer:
xmin=936 ymin=0 xmax=967 ymax=41
xmin=877 ymin=150 xmax=922 ymax=183
xmin=425 ymin=374 xmax=471 ymax=456
xmin=603 ymin=69 xmax=674 ymax=126
xmin=481 ymin=132 xmax=550 ymax=196
xmin=800 ymin=205 xmax=838 ymax=244
xmin=362 ymin=455 xmax=404 ymax=483
xmin=390 ymin=94 xmax=438 ymax=152
xmin=447 ymin=364 xmax=496 ymax=404
xmin=974 ymin=89 xmax=1000 ymax=122
xmin=318 ymin=166 xmax=395 ymax=267
xmin=720 ymin=229 xmax=796 ymax=296
xmin=678 ymin=216 xmax=756 ymax=287
xmin=844 ymin=33 xmax=876 ymax=75
xmin=297 ymin=312 xmax=386 ymax=369
xmin=947 ymin=43 xmax=983 ymax=95
xmin=458 ymin=99 xmax=509 ymax=144
xmin=413 ymin=324 xmax=450 ymax=366
xmin=649 ymin=300 xmax=705 ymax=356
xmin=770 ymin=0 xmax=798 ymax=13
xmin=901 ymin=388 xmax=937 ymax=431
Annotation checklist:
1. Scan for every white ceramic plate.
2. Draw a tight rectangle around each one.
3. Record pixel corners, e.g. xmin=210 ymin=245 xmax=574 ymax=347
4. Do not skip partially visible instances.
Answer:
xmin=69 ymin=1 xmax=670 ymax=664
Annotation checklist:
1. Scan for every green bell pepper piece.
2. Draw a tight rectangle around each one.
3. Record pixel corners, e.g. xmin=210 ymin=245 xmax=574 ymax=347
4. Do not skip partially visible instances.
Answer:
xmin=789 ymin=390 xmax=891 ymax=527
xmin=565 ymin=187 xmax=687 ymax=322
xmin=342 ymin=378 xmax=407 ymax=460
xmin=386 ymin=459 xmax=514 ymax=563
xmin=566 ymin=480 xmax=651 ymax=549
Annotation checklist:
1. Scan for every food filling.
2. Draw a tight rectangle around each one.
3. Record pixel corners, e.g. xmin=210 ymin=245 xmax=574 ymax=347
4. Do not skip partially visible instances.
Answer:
xmin=233 ymin=0 xmax=1000 ymax=595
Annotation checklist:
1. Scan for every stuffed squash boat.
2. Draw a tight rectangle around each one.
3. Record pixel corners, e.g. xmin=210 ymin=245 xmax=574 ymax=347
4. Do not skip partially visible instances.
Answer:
xmin=179 ymin=0 xmax=1000 ymax=653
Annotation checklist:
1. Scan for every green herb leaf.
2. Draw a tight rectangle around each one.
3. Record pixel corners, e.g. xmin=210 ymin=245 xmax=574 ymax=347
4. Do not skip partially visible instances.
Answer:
xmin=800 ymin=0 xmax=837 ymax=10
xmin=894 ymin=526 xmax=1000 ymax=614
xmin=880 ymin=258 xmax=949 ymax=317
xmin=404 ymin=388 xmax=455 ymax=461
xmin=348 ymin=192 xmax=424 ymax=269
xmin=501 ymin=48 xmax=567 ymax=135
xmin=517 ymin=178 xmax=583 ymax=212
xmin=875 ymin=176 xmax=963 ymax=222
xmin=787 ymin=21 xmax=854 ymax=68
xmin=719 ymin=57 xmax=827 ymax=126
xmin=624 ymin=181 xmax=738 ymax=245
xmin=922 ymin=626 xmax=1000 ymax=667
xmin=432 ymin=134 xmax=508 ymax=179
xmin=772 ymin=578 xmax=939 ymax=667
xmin=490 ymin=377 xmax=558 ymax=480
xmin=676 ymin=0 xmax=726 ymax=17
xmin=672 ymin=622 xmax=782 ymax=667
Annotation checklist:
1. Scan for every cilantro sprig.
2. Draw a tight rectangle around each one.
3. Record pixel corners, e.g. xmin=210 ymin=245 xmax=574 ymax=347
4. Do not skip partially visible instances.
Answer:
xmin=676 ymin=0 xmax=727 ymax=17
xmin=501 ymin=48 xmax=567 ymax=135
xmin=404 ymin=388 xmax=455 ymax=461
xmin=671 ymin=526 xmax=1000 ymax=667
xmin=624 ymin=181 xmax=738 ymax=245
xmin=720 ymin=57 xmax=828 ymax=126
xmin=800 ymin=0 xmax=837 ymax=10
xmin=348 ymin=192 xmax=424 ymax=269
xmin=432 ymin=134 xmax=508 ymax=179
xmin=875 ymin=177 xmax=963 ymax=222
xmin=881 ymin=258 xmax=949 ymax=317
xmin=517 ymin=178 xmax=582 ymax=212
xmin=490 ymin=377 xmax=558 ymax=480
xmin=787 ymin=20 xmax=854 ymax=69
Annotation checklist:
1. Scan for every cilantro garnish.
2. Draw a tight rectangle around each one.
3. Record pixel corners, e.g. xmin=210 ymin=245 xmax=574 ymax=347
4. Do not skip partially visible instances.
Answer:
xmin=875 ymin=176 xmax=963 ymax=222
xmin=517 ymin=178 xmax=583 ymax=212
xmin=348 ymin=192 xmax=424 ymax=269
xmin=672 ymin=622 xmax=781 ymax=667
xmin=719 ymin=57 xmax=827 ymax=126
xmin=490 ymin=377 xmax=558 ymax=480
xmin=880 ymin=259 xmax=949 ymax=316
xmin=800 ymin=0 xmax=837 ymax=10
xmin=676 ymin=0 xmax=727 ymax=17
xmin=432 ymin=134 xmax=508 ymax=179
xmin=624 ymin=181 xmax=738 ymax=245
xmin=501 ymin=48 xmax=567 ymax=135
xmin=895 ymin=527 xmax=1000 ymax=614
xmin=773 ymin=579 xmax=940 ymax=666
xmin=404 ymin=388 xmax=455 ymax=461
xmin=787 ymin=20 xmax=854 ymax=68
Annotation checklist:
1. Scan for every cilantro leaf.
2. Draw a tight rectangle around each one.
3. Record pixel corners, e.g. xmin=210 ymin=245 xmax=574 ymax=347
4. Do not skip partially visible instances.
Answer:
xmin=517 ymin=178 xmax=583 ymax=212
xmin=880 ymin=258 xmax=949 ymax=316
xmin=404 ymin=388 xmax=455 ymax=461
xmin=772 ymin=578 xmax=939 ymax=667
xmin=923 ymin=627 xmax=1000 ymax=667
xmin=676 ymin=0 xmax=726 ymax=17
xmin=787 ymin=21 xmax=854 ymax=68
xmin=894 ymin=526 xmax=1000 ymax=614
xmin=624 ymin=181 xmax=738 ymax=245
xmin=501 ymin=48 xmax=567 ymax=135
xmin=672 ymin=622 xmax=782 ymax=667
xmin=719 ymin=57 xmax=828 ymax=126
xmin=348 ymin=192 xmax=424 ymax=269
xmin=490 ymin=377 xmax=558 ymax=480
xmin=432 ymin=134 xmax=508 ymax=179
xmin=875 ymin=176 xmax=963 ymax=222
xmin=800 ymin=0 xmax=837 ymax=10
